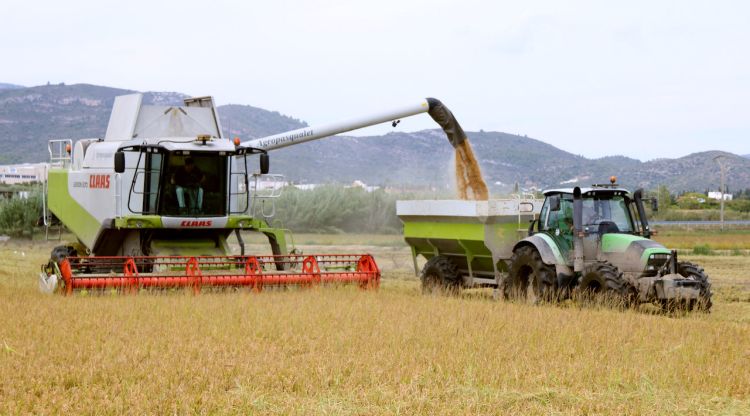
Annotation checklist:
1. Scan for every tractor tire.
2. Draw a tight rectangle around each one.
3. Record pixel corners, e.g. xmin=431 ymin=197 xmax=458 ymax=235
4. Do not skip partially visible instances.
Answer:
xmin=677 ymin=261 xmax=713 ymax=312
xmin=420 ymin=256 xmax=461 ymax=295
xmin=578 ymin=261 xmax=635 ymax=308
xmin=504 ymin=245 xmax=557 ymax=303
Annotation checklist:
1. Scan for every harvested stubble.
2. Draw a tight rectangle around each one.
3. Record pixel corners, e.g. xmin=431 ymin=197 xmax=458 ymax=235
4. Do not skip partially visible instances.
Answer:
xmin=1 ymin=241 xmax=749 ymax=415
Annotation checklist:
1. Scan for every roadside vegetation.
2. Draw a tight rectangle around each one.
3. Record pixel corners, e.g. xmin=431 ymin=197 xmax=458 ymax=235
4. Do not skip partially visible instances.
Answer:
xmin=649 ymin=185 xmax=750 ymax=221
xmin=0 ymin=192 xmax=41 ymax=237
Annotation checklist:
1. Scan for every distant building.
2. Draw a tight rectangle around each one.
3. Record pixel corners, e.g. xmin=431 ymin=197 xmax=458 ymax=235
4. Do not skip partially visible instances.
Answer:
xmin=350 ymin=180 xmax=380 ymax=192
xmin=0 ymin=163 xmax=48 ymax=184
xmin=707 ymin=191 xmax=732 ymax=201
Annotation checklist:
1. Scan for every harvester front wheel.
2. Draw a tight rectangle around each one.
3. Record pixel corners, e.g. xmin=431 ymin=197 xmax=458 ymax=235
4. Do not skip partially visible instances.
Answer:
xmin=579 ymin=261 xmax=634 ymax=308
xmin=677 ymin=261 xmax=712 ymax=312
xmin=420 ymin=256 xmax=461 ymax=295
xmin=504 ymin=246 xmax=557 ymax=303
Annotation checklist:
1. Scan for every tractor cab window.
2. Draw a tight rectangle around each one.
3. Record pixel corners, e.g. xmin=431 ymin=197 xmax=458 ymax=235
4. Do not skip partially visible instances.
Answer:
xmin=581 ymin=195 xmax=634 ymax=233
xmin=544 ymin=195 xmax=574 ymax=234
xmin=159 ymin=153 xmax=227 ymax=216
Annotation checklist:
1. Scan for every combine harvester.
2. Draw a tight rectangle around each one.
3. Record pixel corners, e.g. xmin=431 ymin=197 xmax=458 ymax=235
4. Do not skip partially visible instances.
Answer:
xmin=39 ymin=94 xmax=468 ymax=294
xmin=398 ymin=178 xmax=713 ymax=311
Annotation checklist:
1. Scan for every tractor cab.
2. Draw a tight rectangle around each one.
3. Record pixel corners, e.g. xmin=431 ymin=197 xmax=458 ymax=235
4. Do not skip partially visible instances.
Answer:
xmin=536 ymin=177 xmax=653 ymax=239
xmin=538 ymin=188 xmax=638 ymax=238
xmin=533 ymin=178 xmax=660 ymax=274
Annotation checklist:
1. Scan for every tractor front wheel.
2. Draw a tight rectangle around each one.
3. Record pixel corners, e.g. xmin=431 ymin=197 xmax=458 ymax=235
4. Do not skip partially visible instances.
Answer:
xmin=504 ymin=245 xmax=557 ymax=303
xmin=578 ymin=261 xmax=635 ymax=308
xmin=677 ymin=261 xmax=712 ymax=312
xmin=420 ymin=256 xmax=461 ymax=295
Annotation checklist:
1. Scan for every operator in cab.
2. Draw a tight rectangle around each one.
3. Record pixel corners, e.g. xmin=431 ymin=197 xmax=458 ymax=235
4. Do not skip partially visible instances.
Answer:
xmin=171 ymin=157 xmax=205 ymax=215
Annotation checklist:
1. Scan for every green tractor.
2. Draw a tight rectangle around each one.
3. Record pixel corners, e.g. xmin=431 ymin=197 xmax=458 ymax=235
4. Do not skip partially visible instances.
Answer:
xmin=506 ymin=181 xmax=712 ymax=310
xmin=397 ymin=179 xmax=712 ymax=311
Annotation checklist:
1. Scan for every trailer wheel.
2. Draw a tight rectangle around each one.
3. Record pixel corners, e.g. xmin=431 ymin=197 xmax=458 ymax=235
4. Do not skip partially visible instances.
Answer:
xmin=420 ymin=256 xmax=460 ymax=295
xmin=677 ymin=261 xmax=712 ymax=312
xmin=579 ymin=261 xmax=635 ymax=308
xmin=504 ymin=245 xmax=557 ymax=303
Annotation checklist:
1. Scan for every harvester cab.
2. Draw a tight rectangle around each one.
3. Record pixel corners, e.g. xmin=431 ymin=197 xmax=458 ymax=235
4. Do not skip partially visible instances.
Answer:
xmin=43 ymin=93 xmax=286 ymax=260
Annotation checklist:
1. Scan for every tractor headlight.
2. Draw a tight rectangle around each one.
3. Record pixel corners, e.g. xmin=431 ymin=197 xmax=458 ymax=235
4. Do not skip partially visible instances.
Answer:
xmin=646 ymin=253 xmax=669 ymax=269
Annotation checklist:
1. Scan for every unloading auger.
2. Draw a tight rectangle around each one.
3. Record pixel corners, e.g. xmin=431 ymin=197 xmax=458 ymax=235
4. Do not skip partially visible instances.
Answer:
xmin=39 ymin=93 xmax=467 ymax=294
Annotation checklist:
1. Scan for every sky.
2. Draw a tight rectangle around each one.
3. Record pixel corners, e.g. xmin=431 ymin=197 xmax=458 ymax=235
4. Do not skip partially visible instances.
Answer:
xmin=2 ymin=0 xmax=749 ymax=160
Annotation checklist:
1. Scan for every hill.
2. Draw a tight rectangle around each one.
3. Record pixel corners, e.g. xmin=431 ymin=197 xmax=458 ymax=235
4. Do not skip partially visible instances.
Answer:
xmin=0 ymin=83 xmax=305 ymax=164
xmin=270 ymin=130 xmax=750 ymax=192
xmin=0 ymin=83 xmax=748 ymax=192
xmin=0 ymin=83 xmax=24 ymax=90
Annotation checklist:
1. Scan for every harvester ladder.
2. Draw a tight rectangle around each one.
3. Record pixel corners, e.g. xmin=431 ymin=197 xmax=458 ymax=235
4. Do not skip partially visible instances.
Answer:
xmin=515 ymin=192 xmax=537 ymax=235
xmin=43 ymin=141 xmax=72 ymax=240
xmin=249 ymin=174 xmax=285 ymax=220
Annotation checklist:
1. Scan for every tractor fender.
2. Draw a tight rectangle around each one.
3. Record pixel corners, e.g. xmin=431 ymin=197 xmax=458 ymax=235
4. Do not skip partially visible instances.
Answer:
xmin=512 ymin=234 xmax=566 ymax=266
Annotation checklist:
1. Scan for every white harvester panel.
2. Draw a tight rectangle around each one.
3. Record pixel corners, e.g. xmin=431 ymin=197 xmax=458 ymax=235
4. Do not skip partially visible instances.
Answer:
xmin=104 ymin=94 xmax=223 ymax=141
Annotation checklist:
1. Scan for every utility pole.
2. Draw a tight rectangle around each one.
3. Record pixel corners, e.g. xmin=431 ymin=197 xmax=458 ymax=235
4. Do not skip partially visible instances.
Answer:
xmin=713 ymin=155 xmax=727 ymax=231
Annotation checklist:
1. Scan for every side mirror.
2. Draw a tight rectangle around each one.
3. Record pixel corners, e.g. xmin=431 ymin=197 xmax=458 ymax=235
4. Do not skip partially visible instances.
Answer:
xmin=549 ymin=195 xmax=561 ymax=211
xmin=114 ymin=151 xmax=125 ymax=173
xmin=651 ymin=199 xmax=658 ymax=212
xmin=259 ymin=153 xmax=270 ymax=175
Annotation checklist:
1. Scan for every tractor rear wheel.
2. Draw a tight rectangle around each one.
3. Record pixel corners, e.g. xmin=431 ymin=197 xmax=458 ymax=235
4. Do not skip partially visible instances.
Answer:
xmin=420 ymin=256 xmax=461 ymax=295
xmin=504 ymin=245 xmax=557 ymax=303
xmin=578 ymin=261 xmax=635 ymax=308
xmin=677 ymin=261 xmax=712 ymax=312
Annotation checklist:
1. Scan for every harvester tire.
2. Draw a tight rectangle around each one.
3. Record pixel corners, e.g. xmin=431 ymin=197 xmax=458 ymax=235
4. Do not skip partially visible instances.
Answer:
xmin=504 ymin=245 xmax=557 ymax=303
xmin=677 ymin=261 xmax=713 ymax=312
xmin=420 ymin=256 xmax=461 ymax=295
xmin=579 ymin=261 xmax=634 ymax=308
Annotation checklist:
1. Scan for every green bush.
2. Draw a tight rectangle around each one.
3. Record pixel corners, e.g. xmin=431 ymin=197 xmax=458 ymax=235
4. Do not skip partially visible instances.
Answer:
xmin=692 ymin=244 xmax=714 ymax=256
xmin=273 ymin=185 xmax=401 ymax=233
xmin=0 ymin=193 xmax=42 ymax=237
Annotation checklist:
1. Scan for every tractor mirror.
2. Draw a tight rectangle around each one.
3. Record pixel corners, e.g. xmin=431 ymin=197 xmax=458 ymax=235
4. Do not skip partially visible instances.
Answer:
xmin=114 ymin=151 xmax=125 ymax=173
xmin=651 ymin=199 xmax=658 ymax=212
xmin=549 ymin=195 xmax=560 ymax=211
xmin=259 ymin=153 xmax=270 ymax=175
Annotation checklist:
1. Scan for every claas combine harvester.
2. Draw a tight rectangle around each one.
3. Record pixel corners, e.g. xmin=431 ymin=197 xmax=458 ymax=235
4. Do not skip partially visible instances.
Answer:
xmin=39 ymin=93 xmax=468 ymax=294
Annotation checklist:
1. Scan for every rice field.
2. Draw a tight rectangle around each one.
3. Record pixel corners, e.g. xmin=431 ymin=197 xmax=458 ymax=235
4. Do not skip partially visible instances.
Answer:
xmin=0 ymin=234 xmax=749 ymax=415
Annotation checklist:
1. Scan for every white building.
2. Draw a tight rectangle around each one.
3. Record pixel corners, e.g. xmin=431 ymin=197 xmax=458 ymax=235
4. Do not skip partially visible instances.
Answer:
xmin=707 ymin=191 xmax=733 ymax=201
xmin=0 ymin=163 xmax=48 ymax=184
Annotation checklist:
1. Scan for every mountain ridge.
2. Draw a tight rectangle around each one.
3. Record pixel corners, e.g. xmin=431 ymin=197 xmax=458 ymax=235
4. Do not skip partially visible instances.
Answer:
xmin=0 ymin=82 xmax=747 ymax=192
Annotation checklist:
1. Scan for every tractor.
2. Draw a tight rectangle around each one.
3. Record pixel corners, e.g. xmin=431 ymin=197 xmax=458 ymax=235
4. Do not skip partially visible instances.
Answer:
xmin=507 ymin=179 xmax=712 ymax=310
xmin=398 ymin=178 xmax=712 ymax=311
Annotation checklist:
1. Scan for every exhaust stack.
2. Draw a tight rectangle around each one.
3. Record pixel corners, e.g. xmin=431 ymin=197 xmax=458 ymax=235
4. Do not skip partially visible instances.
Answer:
xmin=573 ymin=186 xmax=584 ymax=273
xmin=633 ymin=189 xmax=652 ymax=238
